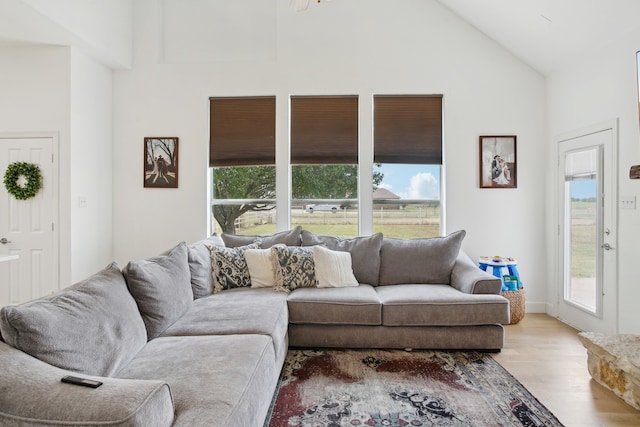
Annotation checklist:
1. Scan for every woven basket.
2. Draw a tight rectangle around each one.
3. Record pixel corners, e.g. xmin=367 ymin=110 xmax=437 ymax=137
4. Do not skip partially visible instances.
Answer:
xmin=501 ymin=289 xmax=525 ymax=324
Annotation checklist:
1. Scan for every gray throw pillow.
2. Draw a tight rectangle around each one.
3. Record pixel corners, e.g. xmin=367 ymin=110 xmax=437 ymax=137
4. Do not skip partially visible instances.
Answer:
xmin=0 ymin=262 xmax=147 ymax=377
xmin=301 ymin=230 xmax=383 ymax=285
xmin=378 ymin=230 xmax=466 ymax=286
xmin=209 ymin=243 xmax=259 ymax=293
xmin=187 ymin=234 xmax=225 ymax=299
xmin=222 ymin=225 xmax=302 ymax=248
xmin=123 ymin=242 xmax=193 ymax=340
xmin=271 ymin=246 xmax=316 ymax=293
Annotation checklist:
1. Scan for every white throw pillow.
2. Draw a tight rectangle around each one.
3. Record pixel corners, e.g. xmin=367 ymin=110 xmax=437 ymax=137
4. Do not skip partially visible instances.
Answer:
xmin=245 ymin=246 xmax=280 ymax=288
xmin=313 ymin=245 xmax=359 ymax=288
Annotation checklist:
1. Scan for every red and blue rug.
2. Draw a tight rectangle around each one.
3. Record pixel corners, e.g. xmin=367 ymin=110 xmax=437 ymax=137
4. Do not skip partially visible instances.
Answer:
xmin=265 ymin=349 xmax=563 ymax=426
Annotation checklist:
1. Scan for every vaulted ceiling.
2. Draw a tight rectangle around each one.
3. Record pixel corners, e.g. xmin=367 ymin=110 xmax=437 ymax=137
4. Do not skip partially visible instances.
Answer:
xmin=2 ymin=1 xmax=640 ymax=76
xmin=435 ymin=0 xmax=640 ymax=76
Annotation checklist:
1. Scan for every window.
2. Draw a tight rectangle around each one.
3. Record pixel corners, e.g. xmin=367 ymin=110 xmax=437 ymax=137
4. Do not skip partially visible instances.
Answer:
xmin=373 ymin=95 xmax=443 ymax=238
xmin=209 ymin=94 xmax=444 ymax=238
xmin=290 ymin=95 xmax=359 ymax=236
xmin=563 ymin=147 xmax=599 ymax=312
xmin=209 ymin=96 xmax=276 ymax=235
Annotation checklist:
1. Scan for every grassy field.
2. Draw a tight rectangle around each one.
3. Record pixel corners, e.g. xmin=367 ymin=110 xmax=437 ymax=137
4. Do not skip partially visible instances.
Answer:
xmin=570 ymin=201 xmax=597 ymax=278
xmin=224 ymin=207 xmax=442 ymax=239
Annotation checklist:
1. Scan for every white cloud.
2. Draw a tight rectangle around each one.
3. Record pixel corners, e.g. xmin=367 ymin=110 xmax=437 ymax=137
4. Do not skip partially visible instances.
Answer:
xmin=407 ymin=172 xmax=438 ymax=199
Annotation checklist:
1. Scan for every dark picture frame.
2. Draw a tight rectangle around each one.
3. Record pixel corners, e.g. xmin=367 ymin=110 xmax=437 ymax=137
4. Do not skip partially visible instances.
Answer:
xmin=637 ymin=51 xmax=640 ymax=130
xmin=144 ymin=137 xmax=179 ymax=188
xmin=479 ymin=135 xmax=517 ymax=188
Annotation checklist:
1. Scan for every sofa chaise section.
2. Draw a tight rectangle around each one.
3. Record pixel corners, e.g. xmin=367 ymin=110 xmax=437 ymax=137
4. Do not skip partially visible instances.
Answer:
xmin=0 ymin=341 xmax=174 ymax=427
xmin=115 ymin=334 xmax=279 ymax=427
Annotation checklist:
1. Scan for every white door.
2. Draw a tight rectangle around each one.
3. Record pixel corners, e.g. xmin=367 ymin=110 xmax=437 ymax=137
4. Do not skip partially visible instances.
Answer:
xmin=557 ymin=123 xmax=617 ymax=333
xmin=0 ymin=136 xmax=58 ymax=307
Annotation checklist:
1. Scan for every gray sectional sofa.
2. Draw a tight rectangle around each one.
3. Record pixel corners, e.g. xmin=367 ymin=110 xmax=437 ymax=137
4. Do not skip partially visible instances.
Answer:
xmin=0 ymin=227 xmax=509 ymax=427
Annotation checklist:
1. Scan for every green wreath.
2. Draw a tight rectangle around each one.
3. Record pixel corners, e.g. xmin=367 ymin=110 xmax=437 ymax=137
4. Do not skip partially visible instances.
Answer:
xmin=3 ymin=162 xmax=43 ymax=200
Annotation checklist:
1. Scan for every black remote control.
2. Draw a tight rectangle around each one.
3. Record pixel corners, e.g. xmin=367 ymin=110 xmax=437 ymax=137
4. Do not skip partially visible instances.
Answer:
xmin=61 ymin=375 xmax=103 ymax=388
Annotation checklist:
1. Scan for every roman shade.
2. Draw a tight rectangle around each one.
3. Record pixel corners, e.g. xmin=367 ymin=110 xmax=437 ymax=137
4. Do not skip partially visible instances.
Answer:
xmin=374 ymin=95 xmax=443 ymax=164
xmin=565 ymin=147 xmax=599 ymax=181
xmin=290 ymin=95 xmax=358 ymax=164
xmin=209 ymin=96 xmax=276 ymax=167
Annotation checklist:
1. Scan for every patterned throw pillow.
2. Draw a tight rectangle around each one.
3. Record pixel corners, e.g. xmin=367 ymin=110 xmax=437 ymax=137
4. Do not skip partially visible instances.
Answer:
xmin=209 ymin=243 xmax=259 ymax=293
xmin=271 ymin=246 xmax=316 ymax=293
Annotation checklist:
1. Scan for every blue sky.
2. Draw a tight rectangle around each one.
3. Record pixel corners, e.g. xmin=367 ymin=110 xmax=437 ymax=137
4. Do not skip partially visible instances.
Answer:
xmin=571 ymin=180 xmax=597 ymax=199
xmin=375 ymin=164 xmax=441 ymax=199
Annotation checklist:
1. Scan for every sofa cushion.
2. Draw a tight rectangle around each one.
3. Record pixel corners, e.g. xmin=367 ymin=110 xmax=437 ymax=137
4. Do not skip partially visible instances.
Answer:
xmin=123 ymin=242 xmax=193 ymax=340
xmin=313 ymin=245 xmax=359 ymax=288
xmin=161 ymin=288 xmax=289 ymax=366
xmin=287 ymin=284 xmax=382 ymax=325
xmin=271 ymin=246 xmax=316 ymax=293
xmin=209 ymin=243 xmax=259 ymax=293
xmin=376 ymin=284 xmax=509 ymax=326
xmin=116 ymin=335 xmax=279 ymax=427
xmin=187 ymin=234 xmax=225 ymax=299
xmin=221 ymin=225 xmax=302 ymax=248
xmin=0 ymin=341 xmax=174 ymax=427
xmin=378 ymin=230 xmax=466 ymax=286
xmin=0 ymin=263 xmax=147 ymax=377
xmin=301 ymin=230 xmax=383 ymax=285
xmin=244 ymin=245 xmax=282 ymax=288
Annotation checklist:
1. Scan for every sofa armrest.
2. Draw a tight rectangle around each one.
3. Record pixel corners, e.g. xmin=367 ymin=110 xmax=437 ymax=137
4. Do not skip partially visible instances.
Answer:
xmin=450 ymin=250 xmax=502 ymax=294
xmin=0 ymin=341 xmax=174 ymax=427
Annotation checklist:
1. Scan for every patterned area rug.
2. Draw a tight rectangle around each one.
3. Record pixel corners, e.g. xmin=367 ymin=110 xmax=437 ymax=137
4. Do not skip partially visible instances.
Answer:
xmin=265 ymin=349 xmax=564 ymax=427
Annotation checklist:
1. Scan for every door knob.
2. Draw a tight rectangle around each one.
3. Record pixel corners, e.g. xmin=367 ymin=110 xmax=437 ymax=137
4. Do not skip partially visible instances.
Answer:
xmin=0 ymin=237 xmax=11 ymax=244
xmin=602 ymin=243 xmax=614 ymax=250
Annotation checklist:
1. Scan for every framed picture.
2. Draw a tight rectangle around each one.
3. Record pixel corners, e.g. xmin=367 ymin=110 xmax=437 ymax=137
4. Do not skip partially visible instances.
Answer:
xmin=479 ymin=135 xmax=517 ymax=188
xmin=144 ymin=137 xmax=179 ymax=188
xmin=637 ymin=51 xmax=640 ymax=124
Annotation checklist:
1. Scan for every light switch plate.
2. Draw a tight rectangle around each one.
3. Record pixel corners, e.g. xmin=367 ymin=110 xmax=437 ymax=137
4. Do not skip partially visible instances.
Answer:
xmin=621 ymin=196 xmax=636 ymax=209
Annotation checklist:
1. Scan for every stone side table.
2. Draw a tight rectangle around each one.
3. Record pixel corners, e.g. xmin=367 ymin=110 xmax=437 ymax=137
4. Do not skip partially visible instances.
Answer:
xmin=578 ymin=332 xmax=640 ymax=410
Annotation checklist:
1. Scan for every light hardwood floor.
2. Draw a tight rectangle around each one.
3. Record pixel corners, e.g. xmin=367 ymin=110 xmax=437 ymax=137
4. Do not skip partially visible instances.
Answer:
xmin=491 ymin=314 xmax=640 ymax=427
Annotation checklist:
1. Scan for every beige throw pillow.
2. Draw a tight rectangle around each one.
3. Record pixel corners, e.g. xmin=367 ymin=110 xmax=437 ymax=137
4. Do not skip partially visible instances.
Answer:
xmin=313 ymin=245 xmax=359 ymax=288
xmin=244 ymin=245 xmax=282 ymax=288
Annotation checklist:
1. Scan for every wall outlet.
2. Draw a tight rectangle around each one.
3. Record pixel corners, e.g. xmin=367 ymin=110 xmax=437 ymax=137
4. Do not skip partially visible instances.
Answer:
xmin=78 ymin=196 xmax=87 ymax=208
xmin=621 ymin=196 xmax=636 ymax=210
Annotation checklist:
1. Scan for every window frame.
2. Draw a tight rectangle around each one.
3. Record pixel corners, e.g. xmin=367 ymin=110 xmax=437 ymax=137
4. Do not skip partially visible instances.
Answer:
xmin=209 ymin=94 xmax=444 ymax=236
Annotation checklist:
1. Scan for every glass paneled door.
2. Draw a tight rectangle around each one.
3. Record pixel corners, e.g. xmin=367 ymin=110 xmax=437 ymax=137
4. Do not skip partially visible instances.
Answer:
xmin=557 ymin=124 xmax=617 ymax=333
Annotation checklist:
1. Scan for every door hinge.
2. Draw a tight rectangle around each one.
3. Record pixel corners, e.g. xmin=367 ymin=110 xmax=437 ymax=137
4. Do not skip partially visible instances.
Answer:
xmin=52 ymin=223 xmax=54 ymax=232
xmin=51 ymin=153 xmax=54 ymax=163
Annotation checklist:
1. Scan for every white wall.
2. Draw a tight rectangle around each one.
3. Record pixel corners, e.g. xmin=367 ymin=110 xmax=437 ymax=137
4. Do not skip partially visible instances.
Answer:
xmin=113 ymin=0 xmax=548 ymax=310
xmin=69 ymin=49 xmax=114 ymax=281
xmin=547 ymin=30 xmax=640 ymax=334
xmin=0 ymin=45 xmax=115 ymax=287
